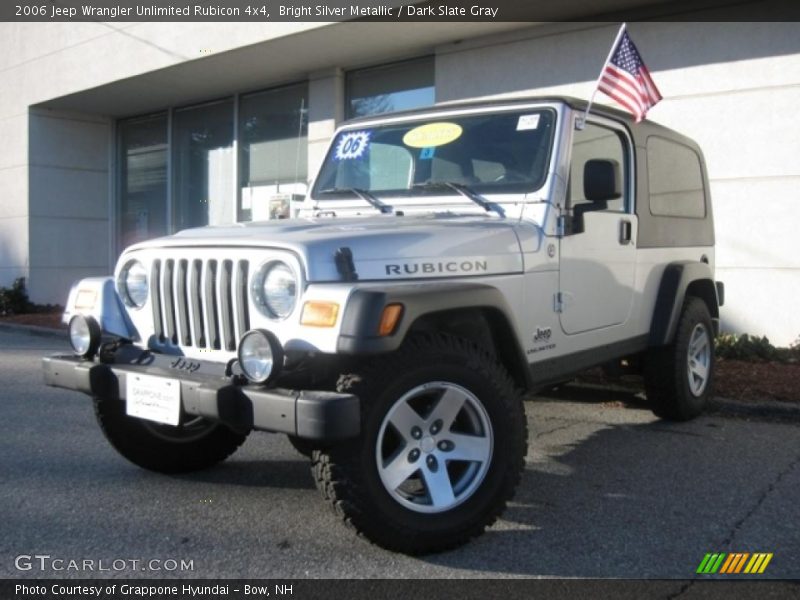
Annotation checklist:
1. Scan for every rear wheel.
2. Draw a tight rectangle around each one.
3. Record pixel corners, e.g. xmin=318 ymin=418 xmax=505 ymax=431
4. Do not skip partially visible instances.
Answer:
xmin=645 ymin=297 xmax=715 ymax=421
xmin=94 ymin=395 xmax=247 ymax=473
xmin=312 ymin=333 xmax=527 ymax=554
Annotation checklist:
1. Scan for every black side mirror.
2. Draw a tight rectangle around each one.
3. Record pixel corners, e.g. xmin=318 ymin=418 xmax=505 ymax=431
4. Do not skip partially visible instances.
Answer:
xmin=584 ymin=159 xmax=621 ymax=201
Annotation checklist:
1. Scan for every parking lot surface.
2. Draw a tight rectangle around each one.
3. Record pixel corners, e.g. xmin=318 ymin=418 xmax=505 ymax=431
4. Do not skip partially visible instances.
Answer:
xmin=1 ymin=328 xmax=798 ymax=579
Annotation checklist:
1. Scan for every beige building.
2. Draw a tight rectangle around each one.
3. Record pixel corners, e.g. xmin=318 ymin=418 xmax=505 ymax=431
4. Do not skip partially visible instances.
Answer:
xmin=1 ymin=19 xmax=798 ymax=344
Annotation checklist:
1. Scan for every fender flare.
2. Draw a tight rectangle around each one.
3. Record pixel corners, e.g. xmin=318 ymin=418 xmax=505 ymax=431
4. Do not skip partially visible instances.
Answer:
xmin=649 ymin=261 xmax=720 ymax=347
xmin=336 ymin=282 xmax=532 ymax=387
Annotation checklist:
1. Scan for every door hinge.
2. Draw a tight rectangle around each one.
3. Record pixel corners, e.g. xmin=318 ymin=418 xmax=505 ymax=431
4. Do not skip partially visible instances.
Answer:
xmin=556 ymin=215 xmax=566 ymax=238
xmin=554 ymin=292 xmax=565 ymax=313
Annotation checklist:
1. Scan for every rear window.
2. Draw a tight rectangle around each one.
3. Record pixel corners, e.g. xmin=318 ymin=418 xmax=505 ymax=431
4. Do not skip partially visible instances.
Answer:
xmin=647 ymin=136 xmax=706 ymax=218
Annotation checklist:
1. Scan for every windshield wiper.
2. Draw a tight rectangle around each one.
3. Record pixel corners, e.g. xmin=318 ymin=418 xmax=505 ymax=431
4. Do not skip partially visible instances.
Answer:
xmin=318 ymin=187 xmax=394 ymax=214
xmin=412 ymin=181 xmax=505 ymax=218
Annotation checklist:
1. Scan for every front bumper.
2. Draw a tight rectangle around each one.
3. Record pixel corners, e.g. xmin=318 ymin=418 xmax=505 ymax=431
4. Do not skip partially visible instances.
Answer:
xmin=42 ymin=353 xmax=359 ymax=442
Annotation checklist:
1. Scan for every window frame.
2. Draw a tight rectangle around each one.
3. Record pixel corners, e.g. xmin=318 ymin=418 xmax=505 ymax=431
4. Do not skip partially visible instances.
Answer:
xmin=567 ymin=116 xmax=636 ymax=216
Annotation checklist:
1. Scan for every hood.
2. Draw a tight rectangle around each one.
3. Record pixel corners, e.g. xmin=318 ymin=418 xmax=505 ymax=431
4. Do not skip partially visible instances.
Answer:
xmin=128 ymin=214 xmax=528 ymax=282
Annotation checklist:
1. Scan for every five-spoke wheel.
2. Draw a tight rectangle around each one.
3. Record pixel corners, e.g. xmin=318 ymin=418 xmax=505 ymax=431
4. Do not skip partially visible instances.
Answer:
xmin=376 ymin=382 xmax=493 ymax=513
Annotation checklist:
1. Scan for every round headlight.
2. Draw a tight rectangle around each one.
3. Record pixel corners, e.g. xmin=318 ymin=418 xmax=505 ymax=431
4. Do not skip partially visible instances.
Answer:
xmin=69 ymin=315 xmax=101 ymax=358
xmin=237 ymin=329 xmax=284 ymax=384
xmin=119 ymin=259 xmax=149 ymax=308
xmin=255 ymin=262 xmax=297 ymax=319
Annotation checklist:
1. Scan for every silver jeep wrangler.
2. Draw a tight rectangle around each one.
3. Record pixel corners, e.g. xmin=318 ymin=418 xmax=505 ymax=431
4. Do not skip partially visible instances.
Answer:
xmin=44 ymin=97 xmax=723 ymax=554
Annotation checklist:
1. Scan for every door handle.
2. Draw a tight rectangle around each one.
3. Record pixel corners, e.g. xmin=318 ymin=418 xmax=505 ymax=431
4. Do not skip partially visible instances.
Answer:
xmin=619 ymin=220 xmax=632 ymax=245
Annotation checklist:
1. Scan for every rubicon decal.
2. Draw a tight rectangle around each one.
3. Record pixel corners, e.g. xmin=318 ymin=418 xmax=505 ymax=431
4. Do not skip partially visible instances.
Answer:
xmin=385 ymin=260 xmax=488 ymax=276
xmin=696 ymin=552 xmax=773 ymax=574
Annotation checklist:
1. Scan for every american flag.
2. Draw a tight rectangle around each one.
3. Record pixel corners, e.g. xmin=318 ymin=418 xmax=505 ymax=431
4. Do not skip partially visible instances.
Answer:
xmin=598 ymin=30 xmax=662 ymax=122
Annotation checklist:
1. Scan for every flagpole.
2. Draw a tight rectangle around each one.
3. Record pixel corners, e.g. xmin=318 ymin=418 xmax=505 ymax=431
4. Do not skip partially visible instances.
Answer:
xmin=577 ymin=22 xmax=627 ymax=130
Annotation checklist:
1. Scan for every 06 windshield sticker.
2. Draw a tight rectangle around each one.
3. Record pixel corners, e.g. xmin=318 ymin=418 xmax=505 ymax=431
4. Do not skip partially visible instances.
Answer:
xmin=334 ymin=131 xmax=371 ymax=160
xmin=403 ymin=122 xmax=463 ymax=148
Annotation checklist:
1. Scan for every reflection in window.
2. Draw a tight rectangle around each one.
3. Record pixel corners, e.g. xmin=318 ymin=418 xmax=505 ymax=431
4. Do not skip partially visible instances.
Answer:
xmin=647 ymin=137 xmax=706 ymax=218
xmin=172 ymin=99 xmax=234 ymax=230
xmin=238 ymin=83 xmax=308 ymax=222
xmin=346 ymin=57 xmax=434 ymax=119
xmin=117 ymin=114 xmax=167 ymax=252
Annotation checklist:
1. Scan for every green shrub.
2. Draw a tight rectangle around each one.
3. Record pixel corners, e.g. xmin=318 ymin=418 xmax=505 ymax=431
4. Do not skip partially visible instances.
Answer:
xmin=0 ymin=277 xmax=32 ymax=315
xmin=715 ymin=332 xmax=799 ymax=363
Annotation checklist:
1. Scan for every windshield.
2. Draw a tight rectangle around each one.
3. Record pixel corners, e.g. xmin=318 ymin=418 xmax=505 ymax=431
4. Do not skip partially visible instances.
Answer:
xmin=312 ymin=108 xmax=556 ymax=200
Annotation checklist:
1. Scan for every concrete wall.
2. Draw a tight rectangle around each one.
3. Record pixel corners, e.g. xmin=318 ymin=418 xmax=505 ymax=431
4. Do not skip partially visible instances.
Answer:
xmin=436 ymin=22 xmax=800 ymax=345
xmin=27 ymin=108 xmax=111 ymax=302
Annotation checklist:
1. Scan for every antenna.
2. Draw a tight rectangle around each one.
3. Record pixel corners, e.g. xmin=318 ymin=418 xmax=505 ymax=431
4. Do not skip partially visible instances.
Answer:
xmin=293 ymin=96 xmax=306 ymax=194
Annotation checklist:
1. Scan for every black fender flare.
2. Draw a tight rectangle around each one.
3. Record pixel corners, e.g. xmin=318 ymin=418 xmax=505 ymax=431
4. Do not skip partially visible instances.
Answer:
xmin=336 ymin=282 xmax=532 ymax=388
xmin=649 ymin=261 xmax=720 ymax=347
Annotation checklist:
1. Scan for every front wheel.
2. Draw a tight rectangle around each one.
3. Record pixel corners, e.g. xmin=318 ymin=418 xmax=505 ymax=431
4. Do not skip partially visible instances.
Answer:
xmin=312 ymin=333 xmax=527 ymax=554
xmin=94 ymin=395 xmax=248 ymax=473
xmin=644 ymin=296 xmax=715 ymax=421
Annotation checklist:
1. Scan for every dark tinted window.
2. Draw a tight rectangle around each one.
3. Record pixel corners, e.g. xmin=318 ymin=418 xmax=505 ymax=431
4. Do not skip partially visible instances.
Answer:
xmin=647 ymin=137 xmax=706 ymax=218
xmin=569 ymin=122 xmax=628 ymax=213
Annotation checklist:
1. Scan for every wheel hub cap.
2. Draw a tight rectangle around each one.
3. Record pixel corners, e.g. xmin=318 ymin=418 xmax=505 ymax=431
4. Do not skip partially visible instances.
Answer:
xmin=375 ymin=381 xmax=494 ymax=514
xmin=687 ymin=323 xmax=711 ymax=396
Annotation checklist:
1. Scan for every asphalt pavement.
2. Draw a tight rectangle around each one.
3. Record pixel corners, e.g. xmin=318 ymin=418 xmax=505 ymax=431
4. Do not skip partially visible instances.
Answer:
xmin=1 ymin=328 xmax=798 ymax=580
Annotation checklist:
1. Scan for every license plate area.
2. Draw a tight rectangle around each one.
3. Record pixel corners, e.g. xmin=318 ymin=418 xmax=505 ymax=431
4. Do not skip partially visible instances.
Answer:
xmin=126 ymin=373 xmax=181 ymax=426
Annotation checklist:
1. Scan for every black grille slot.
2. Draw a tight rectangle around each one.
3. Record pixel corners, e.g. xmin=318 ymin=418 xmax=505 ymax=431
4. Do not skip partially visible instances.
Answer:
xmin=175 ymin=259 xmax=191 ymax=346
xmin=162 ymin=259 xmax=177 ymax=344
xmin=151 ymin=259 xmax=163 ymax=341
xmin=235 ymin=260 xmax=250 ymax=341
xmin=190 ymin=259 xmax=205 ymax=347
xmin=204 ymin=260 xmax=220 ymax=350
xmin=219 ymin=260 xmax=235 ymax=351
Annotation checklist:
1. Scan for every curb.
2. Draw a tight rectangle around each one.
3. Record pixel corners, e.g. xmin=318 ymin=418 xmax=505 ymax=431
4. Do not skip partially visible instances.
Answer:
xmin=0 ymin=321 xmax=65 ymax=339
xmin=549 ymin=381 xmax=800 ymax=423
xmin=708 ymin=396 xmax=800 ymax=422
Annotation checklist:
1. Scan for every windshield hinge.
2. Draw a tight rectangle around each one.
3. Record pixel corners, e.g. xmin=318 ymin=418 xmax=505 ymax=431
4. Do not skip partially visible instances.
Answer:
xmin=335 ymin=247 xmax=359 ymax=282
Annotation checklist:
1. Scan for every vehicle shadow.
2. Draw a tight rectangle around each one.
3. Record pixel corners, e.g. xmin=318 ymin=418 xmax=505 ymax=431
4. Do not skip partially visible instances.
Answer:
xmin=420 ymin=398 xmax=790 ymax=577
xmin=542 ymin=380 xmax=649 ymax=409
xmin=172 ymin=459 xmax=315 ymax=490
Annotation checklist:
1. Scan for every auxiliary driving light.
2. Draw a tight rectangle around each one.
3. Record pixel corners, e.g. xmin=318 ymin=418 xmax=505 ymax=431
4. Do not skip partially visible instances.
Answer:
xmin=69 ymin=314 xmax=101 ymax=358
xmin=237 ymin=329 xmax=284 ymax=384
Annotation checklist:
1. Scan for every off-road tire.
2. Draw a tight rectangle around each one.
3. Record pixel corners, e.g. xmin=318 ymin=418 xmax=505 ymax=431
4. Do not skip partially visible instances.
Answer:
xmin=645 ymin=296 xmax=715 ymax=421
xmin=311 ymin=332 xmax=527 ymax=555
xmin=94 ymin=395 xmax=248 ymax=473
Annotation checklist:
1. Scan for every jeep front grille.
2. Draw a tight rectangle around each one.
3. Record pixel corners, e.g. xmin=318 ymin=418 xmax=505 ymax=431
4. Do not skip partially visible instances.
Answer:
xmin=151 ymin=258 xmax=250 ymax=351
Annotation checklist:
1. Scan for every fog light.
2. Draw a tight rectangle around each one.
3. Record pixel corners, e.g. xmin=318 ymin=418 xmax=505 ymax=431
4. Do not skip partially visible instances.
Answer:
xmin=237 ymin=329 xmax=284 ymax=384
xmin=69 ymin=315 xmax=101 ymax=358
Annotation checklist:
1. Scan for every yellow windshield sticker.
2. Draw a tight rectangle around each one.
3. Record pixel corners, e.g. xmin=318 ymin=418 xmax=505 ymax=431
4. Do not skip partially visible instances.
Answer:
xmin=403 ymin=122 xmax=463 ymax=148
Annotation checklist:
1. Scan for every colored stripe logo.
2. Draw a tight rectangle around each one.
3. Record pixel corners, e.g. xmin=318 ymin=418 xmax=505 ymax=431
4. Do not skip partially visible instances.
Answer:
xmin=697 ymin=552 xmax=773 ymax=574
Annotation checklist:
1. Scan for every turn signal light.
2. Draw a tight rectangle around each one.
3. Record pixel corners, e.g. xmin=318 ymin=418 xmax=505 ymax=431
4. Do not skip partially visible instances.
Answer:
xmin=300 ymin=301 xmax=340 ymax=327
xmin=378 ymin=303 xmax=404 ymax=336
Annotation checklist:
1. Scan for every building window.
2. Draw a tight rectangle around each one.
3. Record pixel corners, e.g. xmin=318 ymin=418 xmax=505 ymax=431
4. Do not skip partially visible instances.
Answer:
xmin=171 ymin=99 xmax=234 ymax=231
xmin=117 ymin=113 xmax=168 ymax=252
xmin=346 ymin=56 xmax=435 ymax=119
xmin=238 ymin=83 xmax=308 ymax=222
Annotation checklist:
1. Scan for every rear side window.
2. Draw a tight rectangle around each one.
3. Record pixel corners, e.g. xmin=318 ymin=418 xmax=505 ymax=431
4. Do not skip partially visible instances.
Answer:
xmin=647 ymin=137 xmax=706 ymax=218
